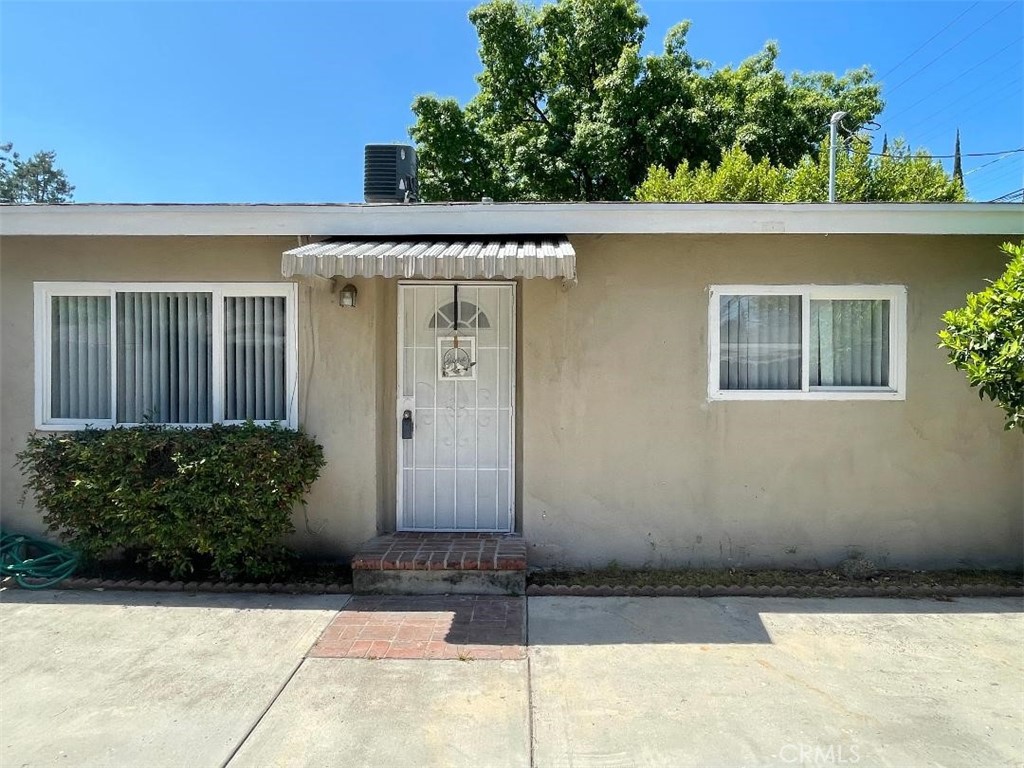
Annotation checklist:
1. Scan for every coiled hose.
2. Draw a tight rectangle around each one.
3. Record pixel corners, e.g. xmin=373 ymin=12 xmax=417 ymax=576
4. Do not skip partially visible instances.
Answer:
xmin=0 ymin=530 xmax=79 ymax=589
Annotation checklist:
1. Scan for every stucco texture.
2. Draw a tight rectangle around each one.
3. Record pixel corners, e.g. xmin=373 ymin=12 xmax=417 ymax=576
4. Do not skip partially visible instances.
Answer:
xmin=521 ymin=234 xmax=1022 ymax=569
xmin=1 ymin=233 xmax=1020 ymax=569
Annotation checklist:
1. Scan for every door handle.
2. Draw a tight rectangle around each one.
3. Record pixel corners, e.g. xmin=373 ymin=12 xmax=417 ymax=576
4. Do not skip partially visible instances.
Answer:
xmin=401 ymin=410 xmax=414 ymax=439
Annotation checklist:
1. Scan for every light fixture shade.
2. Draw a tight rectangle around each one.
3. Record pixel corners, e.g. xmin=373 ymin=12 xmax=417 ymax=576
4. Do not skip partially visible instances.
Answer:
xmin=339 ymin=283 xmax=357 ymax=307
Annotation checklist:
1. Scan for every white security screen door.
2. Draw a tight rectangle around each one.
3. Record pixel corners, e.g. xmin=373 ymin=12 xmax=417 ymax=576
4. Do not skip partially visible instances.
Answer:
xmin=398 ymin=283 xmax=514 ymax=531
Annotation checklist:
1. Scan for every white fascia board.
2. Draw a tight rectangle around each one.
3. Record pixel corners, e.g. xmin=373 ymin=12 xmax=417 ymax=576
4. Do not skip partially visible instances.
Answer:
xmin=1 ymin=202 xmax=1022 ymax=237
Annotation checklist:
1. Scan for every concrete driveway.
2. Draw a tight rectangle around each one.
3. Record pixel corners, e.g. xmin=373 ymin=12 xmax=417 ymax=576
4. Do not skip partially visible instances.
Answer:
xmin=529 ymin=597 xmax=1024 ymax=768
xmin=1 ymin=591 xmax=1020 ymax=768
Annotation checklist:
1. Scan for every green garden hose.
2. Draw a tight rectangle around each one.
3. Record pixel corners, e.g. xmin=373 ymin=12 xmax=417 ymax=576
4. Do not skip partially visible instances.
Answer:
xmin=0 ymin=530 xmax=79 ymax=589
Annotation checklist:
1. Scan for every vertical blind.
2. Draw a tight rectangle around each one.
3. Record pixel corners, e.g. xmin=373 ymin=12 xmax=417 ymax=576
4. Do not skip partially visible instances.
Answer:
xmin=45 ymin=288 xmax=291 ymax=426
xmin=116 ymin=292 xmax=213 ymax=423
xmin=719 ymin=295 xmax=802 ymax=390
xmin=224 ymin=296 xmax=288 ymax=421
xmin=718 ymin=294 xmax=893 ymax=391
xmin=50 ymin=296 xmax=112 ymax=419
xmin=810 ymin=299 xmax=890 ymax=387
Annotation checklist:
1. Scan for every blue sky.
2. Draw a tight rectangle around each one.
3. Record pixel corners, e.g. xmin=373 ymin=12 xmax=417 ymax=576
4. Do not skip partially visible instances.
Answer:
xmin=1 ymin=0 xmax=1021 ymax=203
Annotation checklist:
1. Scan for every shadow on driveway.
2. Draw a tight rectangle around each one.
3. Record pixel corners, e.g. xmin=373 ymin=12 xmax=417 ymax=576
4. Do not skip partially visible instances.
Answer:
xmin=528 ymin=594 xmax=1023 ymax=645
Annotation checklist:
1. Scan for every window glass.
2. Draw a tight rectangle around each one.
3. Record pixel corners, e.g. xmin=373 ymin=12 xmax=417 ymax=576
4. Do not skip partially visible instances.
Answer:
xmin=51 ymin=296 xmax=111 ymax=419
xmin=429 ymin=301 xmax=490 ymax=330
xmin=810 ymin=299 xmax=890 ymax=388
xmin=719 ymin=295 xmax=802 ymax=390
xmin=710 ymin=286 xmax=903 ymax=400
xmin=39 ymin=284 xmax=294 ymax=428
xmin=115 ymin=292 xmax=213 ymax=423
xmin=224 ymin=295 xmax=288 ymax=421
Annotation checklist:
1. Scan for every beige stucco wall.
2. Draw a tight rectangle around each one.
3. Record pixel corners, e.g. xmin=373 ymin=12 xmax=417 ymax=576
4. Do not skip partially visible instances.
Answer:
xmin=522 ymin=234 xmax=1022 ymax=569
xmin=1 ymin=233 xmax=1021 ymax=569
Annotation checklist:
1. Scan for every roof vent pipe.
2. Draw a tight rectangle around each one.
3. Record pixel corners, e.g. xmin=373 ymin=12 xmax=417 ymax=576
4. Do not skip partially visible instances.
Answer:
xmin=364 ymin=144 xmax=418 ymax=203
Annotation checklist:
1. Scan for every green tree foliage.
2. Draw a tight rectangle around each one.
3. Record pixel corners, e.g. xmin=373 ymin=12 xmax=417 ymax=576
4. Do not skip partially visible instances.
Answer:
xmin=409 ymin=0 xmax=883 ymax=202
xmin=634 ymin=138 xmax=965 ymax=202
xmin=0 ymin=142 xmax=75 ymax=203
xmin=938 ymin=242 xmax=1024 ymax=430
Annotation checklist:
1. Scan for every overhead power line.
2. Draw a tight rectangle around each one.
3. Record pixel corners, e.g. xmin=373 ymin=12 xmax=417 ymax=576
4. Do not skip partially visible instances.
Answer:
xmin=878 ymin=2 xmax=980 ymax=80
xmin=902 ymin=75 xmax=1023 ymax=137
xmin=886 ymin=2 xmax=1018 ymax=96
xmin=866 ymin=147 xmax=1024 ymax=159
xmin=882 ymin=36 xmax=1023 ymax=123
xmin=968 ymin=161 xmax=1024 ymax=185
xmin=988 ymin=187 xmax=1024 ymax=202
xmin=964 ymin=150 xmax=1023 ymax=175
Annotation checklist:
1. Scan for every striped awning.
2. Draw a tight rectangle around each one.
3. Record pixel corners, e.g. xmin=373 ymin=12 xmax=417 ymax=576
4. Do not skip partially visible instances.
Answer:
xmin=281 ymin=237 xmax=575 ymax=281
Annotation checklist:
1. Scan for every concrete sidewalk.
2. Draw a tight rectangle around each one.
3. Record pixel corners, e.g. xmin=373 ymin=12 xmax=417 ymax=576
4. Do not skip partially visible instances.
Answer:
xmin=1 ymin=590 xmax=1021 ymax=768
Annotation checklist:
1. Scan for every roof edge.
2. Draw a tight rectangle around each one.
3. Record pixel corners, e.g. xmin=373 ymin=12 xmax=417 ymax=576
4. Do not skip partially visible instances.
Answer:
xmin=1 ymin=202 xmax=1021 ymax=237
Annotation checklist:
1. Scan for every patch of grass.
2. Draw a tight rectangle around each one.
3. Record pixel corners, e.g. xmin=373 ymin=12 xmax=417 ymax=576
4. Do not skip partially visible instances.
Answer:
xmin=528 ymin=567 xmax=1024 ymax=589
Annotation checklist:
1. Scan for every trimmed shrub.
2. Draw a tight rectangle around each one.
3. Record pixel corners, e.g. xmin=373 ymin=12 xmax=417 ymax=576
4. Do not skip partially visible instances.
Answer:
xmin=17 ymin=423 xmax=325 ymax=579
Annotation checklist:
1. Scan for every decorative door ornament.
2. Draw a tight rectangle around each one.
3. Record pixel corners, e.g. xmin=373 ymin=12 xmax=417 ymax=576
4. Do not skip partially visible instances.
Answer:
xmin=438 ymin=336 xmax=476 ymax=379
xmin=436 ymin=284 xmax=477 ymax=379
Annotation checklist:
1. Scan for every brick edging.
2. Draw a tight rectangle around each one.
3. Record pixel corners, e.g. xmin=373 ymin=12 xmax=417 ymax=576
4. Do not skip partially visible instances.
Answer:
xmin=525 ymin=583 xmax=1024 ymax=598
xmin=5 ymin=577 xmax=1019 ymax=599
xmin=1 ymin=576 xmax=351 ymax=595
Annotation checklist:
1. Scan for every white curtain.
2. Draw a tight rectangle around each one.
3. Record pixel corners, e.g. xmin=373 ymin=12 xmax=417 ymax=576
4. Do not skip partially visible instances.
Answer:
xmin=51 ymin=296 xmax=111 ymax=419
xmin=719 ymin=295 xmax=802 ymax=390
xmin=116 ymin=292 xmax=212 ymax=423
xmin=224 ymin=296 xmax=287 ymax=421
xmin=811 ymin=299 xmax=890 ymax=387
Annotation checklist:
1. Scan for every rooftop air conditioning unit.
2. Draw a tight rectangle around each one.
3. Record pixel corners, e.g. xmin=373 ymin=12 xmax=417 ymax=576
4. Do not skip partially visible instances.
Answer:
xmin=364 ymin=144 xmax=418 ymax=203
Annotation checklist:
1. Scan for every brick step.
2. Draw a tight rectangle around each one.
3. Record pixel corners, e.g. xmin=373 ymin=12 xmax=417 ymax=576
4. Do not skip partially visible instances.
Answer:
xmin=351 ymin=533 xmax=526 ymax=596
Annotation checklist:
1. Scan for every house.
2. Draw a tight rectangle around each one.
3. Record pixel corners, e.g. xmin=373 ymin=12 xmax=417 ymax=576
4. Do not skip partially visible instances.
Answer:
xmin=1 ymin=201 xmax=1021 ymax=577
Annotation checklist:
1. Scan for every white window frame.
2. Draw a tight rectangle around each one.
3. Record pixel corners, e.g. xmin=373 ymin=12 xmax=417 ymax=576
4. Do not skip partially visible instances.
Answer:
xmin=34 ymin=282 xmax=299 ymax=429
xmin=708 ymin=284 xmax=907 ymax=401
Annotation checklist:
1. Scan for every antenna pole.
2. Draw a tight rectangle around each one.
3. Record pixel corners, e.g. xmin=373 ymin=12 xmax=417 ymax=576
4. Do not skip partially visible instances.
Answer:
xmin=828 ymin=111 xmax=848 ymax=203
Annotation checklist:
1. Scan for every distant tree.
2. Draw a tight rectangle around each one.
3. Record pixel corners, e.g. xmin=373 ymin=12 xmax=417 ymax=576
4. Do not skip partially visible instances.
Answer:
xmin=938 ymin=241 xmax=1024 ymax=430
xmin=0 ymin=143 xmax=75 ymax=203
xmin=634 ymin=138 xmax=965 ymax=202
xmin=881 ymin=133 xmax=888 ymax=155
xmin=952 ymin=129 xmax=963 ymax=187
xmin=409 ymin=0 xmax=883 ymax=201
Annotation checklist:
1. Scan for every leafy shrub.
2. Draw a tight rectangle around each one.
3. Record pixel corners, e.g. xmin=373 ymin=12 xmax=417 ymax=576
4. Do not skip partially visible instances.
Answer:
xmin=17 ymin=423 xmax=326 ymax=579
xmin=938 ymin=241 xmax=1024 ymax=430
xmin=634 ymin=138 xmax=965 ymax=202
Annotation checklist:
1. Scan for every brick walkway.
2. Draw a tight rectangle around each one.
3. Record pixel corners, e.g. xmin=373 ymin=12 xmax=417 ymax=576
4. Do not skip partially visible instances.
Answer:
xmin=309 ymin=595 xmax=525 ymax=661
xmin=350 ymin=533 xmax=527 ymax=572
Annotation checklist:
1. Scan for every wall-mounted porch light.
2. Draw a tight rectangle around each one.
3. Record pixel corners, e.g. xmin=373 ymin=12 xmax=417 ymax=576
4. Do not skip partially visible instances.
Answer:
xmin=333 ymin=281 xmax=357 ymax=308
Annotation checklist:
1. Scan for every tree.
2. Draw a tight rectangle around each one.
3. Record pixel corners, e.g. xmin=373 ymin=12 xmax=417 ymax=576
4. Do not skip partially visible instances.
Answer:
xmin=938 ymin=241 xmax=1024 ymax=430
xmin=409 ymin=0 xmax=883 ymax=202
xmin=952 ymin=129 xmax=963 ymax=187
xmin=634 ymin=138 xmax=965 ymax=202
xmin=0 ymin=142 xmax=75 ymax=203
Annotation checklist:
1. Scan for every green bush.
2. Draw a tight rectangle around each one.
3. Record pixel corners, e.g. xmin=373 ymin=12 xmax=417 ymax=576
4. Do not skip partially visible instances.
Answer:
xmin=938 ymin=241 xmax=1024 ymax=430
xmin=17 ymin=423 xmax=326 ymax=579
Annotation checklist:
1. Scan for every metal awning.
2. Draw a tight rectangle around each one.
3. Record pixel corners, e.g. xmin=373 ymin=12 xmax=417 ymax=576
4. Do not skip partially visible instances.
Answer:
xmin=281 ymin=237 xmax=575 ymax=281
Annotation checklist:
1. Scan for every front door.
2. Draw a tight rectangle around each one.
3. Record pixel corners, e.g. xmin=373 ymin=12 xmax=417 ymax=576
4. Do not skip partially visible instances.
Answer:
xmin=397 ymin=283 xmax=515 ymax=531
